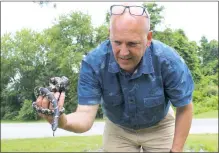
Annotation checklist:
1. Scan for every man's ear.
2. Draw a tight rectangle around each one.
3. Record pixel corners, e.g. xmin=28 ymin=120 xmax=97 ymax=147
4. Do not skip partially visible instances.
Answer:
xmin=146 ymin=31 xmax=153 ymax=46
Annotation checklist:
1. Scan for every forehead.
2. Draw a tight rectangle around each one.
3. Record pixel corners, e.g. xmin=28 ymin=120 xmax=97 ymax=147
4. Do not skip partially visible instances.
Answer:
xmin=110 ymin=20 xmax=146 ymax=41
xmin=110 ymin=14 xmax=147 ymax=35
xmin=111 ymin=30 xmax=144 ymax=42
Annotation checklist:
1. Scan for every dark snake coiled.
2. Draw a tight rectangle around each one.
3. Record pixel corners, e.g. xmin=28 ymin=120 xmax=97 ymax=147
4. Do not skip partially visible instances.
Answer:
xmin=32 ymin=76 xmax=69 ymax=136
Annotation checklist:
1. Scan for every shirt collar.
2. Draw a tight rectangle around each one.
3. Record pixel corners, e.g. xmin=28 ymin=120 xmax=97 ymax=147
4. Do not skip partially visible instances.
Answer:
xmin=108 ymin=40 xmax=154 ymax=75
xmin=138 ymin=45 xmax=154 ymax=75
xmin=108 ymin=41 xmax=120 ymax=73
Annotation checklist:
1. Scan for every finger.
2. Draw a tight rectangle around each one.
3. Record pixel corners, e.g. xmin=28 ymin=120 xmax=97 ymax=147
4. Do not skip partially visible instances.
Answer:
xmin=58 ymin=92 xmax=65 ymax=108
xmin=38 ymin=113 xmax=53 ymax=124
xmin=49 ymin=92 xmax=60 ymax=109
xmin=42 ymin=96 xmax=50 ymax=109
xmin=49 ymin=102 xmax=53 ymax=110
xmin=36 ymin=96 xmax=43 ymax=107
xmin=44 ymin=115 xmax=53 ymax=124
xmin=54 ymin=92 xmax=60 ymax=100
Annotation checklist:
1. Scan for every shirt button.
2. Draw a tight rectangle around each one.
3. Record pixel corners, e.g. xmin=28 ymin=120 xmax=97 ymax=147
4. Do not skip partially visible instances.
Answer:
xmin=129 ymin=99 xmax=135 ymax=104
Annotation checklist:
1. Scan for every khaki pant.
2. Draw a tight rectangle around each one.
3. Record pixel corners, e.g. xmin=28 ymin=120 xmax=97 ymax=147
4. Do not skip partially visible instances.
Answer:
xmin=103 ymin=107 xmax=175 ymax=152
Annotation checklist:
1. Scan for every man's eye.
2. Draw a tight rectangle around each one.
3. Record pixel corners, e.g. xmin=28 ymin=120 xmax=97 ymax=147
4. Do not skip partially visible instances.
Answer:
xmin=114 ymin=41 xmax=121 ymax=45
xmin=128 ymin=42 xmax=137 ymax=47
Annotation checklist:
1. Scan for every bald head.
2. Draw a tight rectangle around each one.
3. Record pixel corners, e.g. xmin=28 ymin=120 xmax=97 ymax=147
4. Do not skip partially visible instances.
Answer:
xmin=109 ymin=2 xmax=150 ymax=34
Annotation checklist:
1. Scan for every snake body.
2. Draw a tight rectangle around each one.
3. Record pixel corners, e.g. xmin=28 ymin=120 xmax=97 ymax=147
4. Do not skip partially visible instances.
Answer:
xmin=32 ymin=76 xmax=69 ymax=136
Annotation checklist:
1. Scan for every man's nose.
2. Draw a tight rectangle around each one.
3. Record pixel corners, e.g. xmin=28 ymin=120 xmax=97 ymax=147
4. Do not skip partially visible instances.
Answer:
xmin=120 ymin=44 xmax=129 ymax=56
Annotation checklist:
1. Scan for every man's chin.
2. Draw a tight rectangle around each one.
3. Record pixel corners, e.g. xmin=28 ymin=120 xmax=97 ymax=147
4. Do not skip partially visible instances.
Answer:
xmin=119 ymin=65 xmax=134 ymax=73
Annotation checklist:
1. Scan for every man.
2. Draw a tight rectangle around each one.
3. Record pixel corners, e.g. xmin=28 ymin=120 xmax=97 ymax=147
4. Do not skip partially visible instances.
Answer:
xmin=36 ymin=3 xmax=194 ymax=152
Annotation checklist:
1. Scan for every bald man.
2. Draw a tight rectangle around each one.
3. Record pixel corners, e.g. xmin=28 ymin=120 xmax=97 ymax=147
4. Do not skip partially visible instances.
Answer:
xmin=35 ymin=3 xmax=194 ymax=152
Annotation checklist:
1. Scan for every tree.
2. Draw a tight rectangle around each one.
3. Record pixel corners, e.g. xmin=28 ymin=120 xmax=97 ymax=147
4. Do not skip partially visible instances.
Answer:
xmin=40 ymin=11 xmax=99 ymax=114
xmin=1 ymin=10 xmax=107 ymax=120
xmin=199 ymin=36 xmax=218 ymax=76
xmin=1 ymin=30 xmax=47 ymax=119
xmin=93 ymin=25 xmax=109 ymax=46
xmin=200 ymin=36 xmax=218 ymax=65
xmin=142 ymin=2 xmax=164 ymax=31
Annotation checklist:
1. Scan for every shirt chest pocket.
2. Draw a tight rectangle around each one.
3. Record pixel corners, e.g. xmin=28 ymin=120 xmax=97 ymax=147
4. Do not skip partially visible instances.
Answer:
xmin=138 ymin=95 xmax=166 ymax=123
xmin=143 ymin=76 xmax=165 ymax=108
xmin=144 ymin=95 xmax=165 ymax=108
xmin=103 ymin=93 xmax=123 ymax=106
xmin=102 ymin=92 xmax=124 ymax=119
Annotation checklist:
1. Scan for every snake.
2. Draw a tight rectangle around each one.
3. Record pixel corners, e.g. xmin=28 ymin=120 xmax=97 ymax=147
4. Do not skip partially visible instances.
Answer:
xmin=32 ymin=76 xmax=69 ymax=136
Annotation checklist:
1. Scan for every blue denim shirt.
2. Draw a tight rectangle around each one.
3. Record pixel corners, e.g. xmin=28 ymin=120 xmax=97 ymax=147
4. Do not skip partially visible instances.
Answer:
xmin=78 ymin=39 xmax=194 ymax=130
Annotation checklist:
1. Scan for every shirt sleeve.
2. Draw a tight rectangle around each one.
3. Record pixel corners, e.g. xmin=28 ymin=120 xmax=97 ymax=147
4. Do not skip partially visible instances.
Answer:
xmin=161 ymin=52 xmax=195 ymax=107
xmin=77 ymin=60 xmax=102 ymax=105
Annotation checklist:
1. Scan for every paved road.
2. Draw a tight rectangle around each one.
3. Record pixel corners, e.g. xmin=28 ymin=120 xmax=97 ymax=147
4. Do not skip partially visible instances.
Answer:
xmin=1 ymin=119 xmax=218 ymax=139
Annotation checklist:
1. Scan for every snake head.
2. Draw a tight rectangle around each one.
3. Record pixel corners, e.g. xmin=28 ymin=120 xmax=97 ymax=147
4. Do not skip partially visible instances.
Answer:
xmin=49 ymin=76 xmax=69 ymax=92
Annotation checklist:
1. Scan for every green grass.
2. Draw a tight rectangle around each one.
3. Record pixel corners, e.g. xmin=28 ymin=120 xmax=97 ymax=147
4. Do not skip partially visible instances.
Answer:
xmin=185 ymin=134 xmax=218 ymax=152
xmin=1 ymin=134 xmax=218 ymax=152
xmin=1 ymin=136 xmax=102 ymax=152
xmin=193 ymin=110 xmax=218 ymax=118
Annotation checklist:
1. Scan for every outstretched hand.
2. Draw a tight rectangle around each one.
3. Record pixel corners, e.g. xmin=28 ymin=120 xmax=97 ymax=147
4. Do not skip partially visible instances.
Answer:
xmin=36 ymin=91 xmax=65 ymax=124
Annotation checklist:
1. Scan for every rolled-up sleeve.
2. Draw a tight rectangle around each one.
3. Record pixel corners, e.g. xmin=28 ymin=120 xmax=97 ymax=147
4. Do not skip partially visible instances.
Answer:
xmin=77 ymin=60 xmax=101 ymax=105
xmin=161 ymin=54 xmax=194 ymax=107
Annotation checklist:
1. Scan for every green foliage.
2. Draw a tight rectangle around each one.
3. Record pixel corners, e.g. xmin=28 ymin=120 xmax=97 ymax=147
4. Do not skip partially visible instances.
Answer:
xmin=16 ymin=99 xmax=39 ymax=121
xmin=2 ymin=111 xmax=19 ymax=120
xmin=192 ymin=90 xmax=204 ymax=103
xmin=1 ymin=33 xmax=17 ymax=90
xmin=192 ymin=70 xmax=218 ymax=114
xmin=49 ymin=11 xmax=95 ymax=54
xmin=1 ymin=10 xmax=105 ymax=120
xmin=199 ymin=36 xmax=218 ymax=65
xmin=202 ymin=86 xmax=218 ymax=97
xmin=193 ymin=95 xmax=218 ymax=115
xmin=202 ymin=60 xmax=218 ymax=76
xmin=197 ymin=75 xmax=218 ymax=89
xmin=142 ymin=2 xmax=164 ymax=31
xmin=105 ymin=10 xmax=110 ymax=24
xmin=1 ymin=89 xmax=21 ymax=119
xmin=94 ymin=25 xmax=109 ymax=46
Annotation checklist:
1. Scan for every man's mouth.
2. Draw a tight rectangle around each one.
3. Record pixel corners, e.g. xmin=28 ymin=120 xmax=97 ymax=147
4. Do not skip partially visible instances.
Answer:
xmin=119 ymin=57 xmax=132 ymax=63
xmin=119 ymin=56 xmax=132 ymax=60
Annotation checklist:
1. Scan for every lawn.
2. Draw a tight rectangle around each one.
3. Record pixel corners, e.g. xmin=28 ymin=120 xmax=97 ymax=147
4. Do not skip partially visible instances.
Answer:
xmin=185 ymin=134 xmax=218 ymax=152
xmin=194 ymin=110 xmax=218 ymax=119
xmin=1 ymin=134 xmax=218 ymax=152
xmin=1 ymin=136 xmax=102 ymax=152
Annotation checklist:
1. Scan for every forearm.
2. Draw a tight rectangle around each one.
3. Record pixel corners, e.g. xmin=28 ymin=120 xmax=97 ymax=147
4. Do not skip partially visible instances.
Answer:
xmin=57 ymin=104 xmax=98 ymax=133
xmin=58 ymin=112 xmax=95 ymax=133
xmin=171 ymin=102 xmax=193 ymax=152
